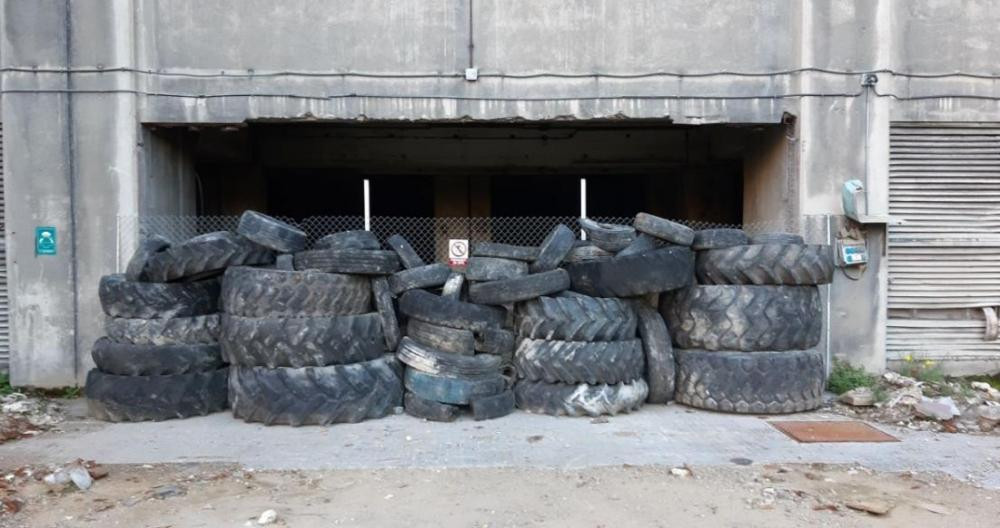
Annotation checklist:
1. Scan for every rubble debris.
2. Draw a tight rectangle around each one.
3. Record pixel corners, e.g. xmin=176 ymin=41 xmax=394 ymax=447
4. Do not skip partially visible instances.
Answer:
xmin=845 ymin=498 xmax=894 ymax=516
xmin=913 ymin=397 xmax=960 ymax=421
xmin=838 ymin=387 xmax=875 ymax=407
xmin=257 ymin=509 xmax=278 ymax=525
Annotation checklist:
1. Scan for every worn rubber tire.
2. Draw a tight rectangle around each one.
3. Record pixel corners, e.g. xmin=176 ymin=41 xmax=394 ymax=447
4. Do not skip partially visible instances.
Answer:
xmin=674 ymin=348 xmax=824 ymax=414
xmin=86 ymin=368 xmax=228 ymax=422
xmin=221 ymin=266 xmax=371 ymax=317
xmin=514 ymin=379 xmax=648 ymax=417
xmin=566 ymin=246 xmax=694 ymax=297
xmin=105 ymin=314 xmax=220 ymax=345
xmin=91 ymin=337 xmax=222 ymax=376
xmin=692 ymin=229 xmax=749 ymax=250
xmin=514 ymin=338 xmax=644 ymax=384
xmin=662 ymin=285 xmax=822 ymax=351
xmin=530 ymin=224 xmax=575 ymax=273
xmin=472 ymin=242 xmax=538 ymax=262
xmin=471 ymin=390 xmax=515 ymax=421
xmin=696 ymin=244 xmax=834 ymax=286
xmin=385 ymin=234 xmax=425 ymax=269
xmin=313 ymin=230 xmax=381 ymax=251
xmin=407 ymin=319 xmax=475 ymax=356
xmin=474 ymin=327 xmax=516 ymax=358
xmin=404 ymin=392 xmax=461 ymax=422
xmin=468 ymin=269 xmax=570 ymax=305
xmin=579 ymin=218 xmax=636 ymax=252
xmin=630 ymin=301 xmax=675 ymax=403
xmin=371 ymin=277 xmax=402 ymax=351
xmin=465 ymin=257 xmax=528 ymax=282
xmin=274 ymin=254 xmax=295 ymax=271
xmin=399 ymin=289 xmax=506 ymax=332
xmin=388 ymin=263 xmax=452 ymax=295
xmin=515 ymin=293 xmax=636 ymax=342
xmin=229 ymin=355 xmax=403 ymax=426
xmin=220 ymin=313 xmax=385 ymax=368
xmin=143 ymin=231 xmax=274 ymax=282
xmin=440 ymin=272 xmax=465 ymax=300
xmin=397 ymin=337 xmax=502 ymax=377
xmin=616 ymin=233 xmax=661 ymax=258
xmin=293 ymin=249 xmax=400 ymax=275
xmin=633 ymin=213 xmax=695 ymax=246
xmin=564 ymin=244 xmax=614 ymax=263
xmin=749 ymin=232 xmax=804 ymax=245
xmin=404 ymin=368 xmax=506 ymax=405
xmin=237 ymin=211 xmax=308 ymax=253
xmin=125 ymin=235 xmax=171 ymax=281
xmin=99 ymin=274 xmax=220 ymax=319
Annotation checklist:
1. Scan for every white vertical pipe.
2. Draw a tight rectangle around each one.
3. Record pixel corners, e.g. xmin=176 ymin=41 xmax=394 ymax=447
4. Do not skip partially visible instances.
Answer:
xmin=579 ymin=178 xmax=587 ymax=240
xmin=363 ymin=178 xmax=371 ymax=231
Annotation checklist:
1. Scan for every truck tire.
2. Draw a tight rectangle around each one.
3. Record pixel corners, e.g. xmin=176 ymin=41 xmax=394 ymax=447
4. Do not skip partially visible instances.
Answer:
xmin=397 ymin=337 xmax=502 ymax=377
xmin=105 ymin=314 xmax=220 ymax=345
xmin=293 ymin=249 xmax=400 ymax=275
xmin=371 ymin=277 xmax=401 ymax=351
xmin=474 ymin=327 xmax=516 ymax=358
xmin=515 ymin=293 xmax=636 ymax=342
xmin=86 ymin=368 xmax=228 ymax=422
xmin=465 ymin=257 xmax=528 ymax=282
xmin=749 ymin=232 xmax=804 ymax=245
xmin=661 ymin=285 xmax=822 ymax=351
xmin=564 ymin=244 xmax=613 ymax=264
xmin=220 ymin=313 xmax=385 ymax=368
xmin=468 ymin=269 xmax=570 ymax=305
xmin=404 ymin=392 xmax=461 ymax=422
xmin=696 ymin=244 xmax=834 ymax=286
xmin=513 ymin=379 xmax=648 ymax=417
xmin=125 ymin=235 xmax=171 ymax=281
xmin=99 ymin=274 xmax=220 ymax=319
xmin=313 ymin=230 xmax=381 ymax=251
xmin=674 ymin=348 xmax=824 ymax=414
xmin=91 ymin=337 xmax=222 ymax=376
xmin=407 ymin=319 xmax=475 ymax=356
xmin=404 ymin=369 xmax=506 ymax=405
xmin=399 ymin=289 xmax=506 ymax=332
xmin=530 ymin=224 xmax=575 ymax=273
xmin=385 ymin=234 xmax=425 ymax=269
xmin=440 ymin=272 xmax=465 ymax=300
xmin=616 ymin=233 xmax=661 ymax=258
xmin=471 ymin=390 xmax=516 ymax=420
xmin=229 ymin=355 xmax=403 ymax=426
xmin=630 ymin=301 xmax=675 ymax=403
xmin=221 ymin=267 xmax=371 ymax=317
xmin=388 ymin=263 xmax=452 ymax=295
xmin=236 ymin=211 xmax=308 ymax=253
xmin=579 ymin=218 xmax=636 ymax=252
xmin=566 ymin=246 xmax=694 ymax=297
xmin=472 ymin=242 xmax=539 ymax=262
xmin=691 ymin=229 xmax=749 ymax=250
xmin=143 ymin=231 xmax=274 ymax=282
xmin=633 ymin=213 xmax=695 ymax=246
xmin=513 ymin=338 xmax=644 ymax=384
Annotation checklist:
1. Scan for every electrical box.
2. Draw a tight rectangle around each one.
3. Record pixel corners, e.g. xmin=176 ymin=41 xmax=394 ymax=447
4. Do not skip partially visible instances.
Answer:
xmin=836 ymin=239 xmax=868 ymax=267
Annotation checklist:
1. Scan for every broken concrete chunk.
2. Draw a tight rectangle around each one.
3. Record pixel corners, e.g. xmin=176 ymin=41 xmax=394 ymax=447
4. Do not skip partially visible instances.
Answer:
xmin=839 ymin=387 xmax=876 ymax=407
xmin=913 ymin=397 xmax=960 ymax=421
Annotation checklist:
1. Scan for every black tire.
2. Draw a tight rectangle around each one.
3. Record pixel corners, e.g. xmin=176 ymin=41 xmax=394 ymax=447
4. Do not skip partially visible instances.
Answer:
xmin=633 ymin=213 xmax=695 ymax=246
xmin=99 ymin=274 xmax=220 ymax=319
xmin=566 ymin=246 xmax=694 ymax=297
xmin=91 ymin=337 xmax=222 ymax=376
xmin=440 ymin=272 xmax=465 ymax=300
xmin=105 ymin=314 xmax=220 ymax=345
xmin=274 ymin=254 xmax=295 ymax=271
xmin=530 ymin=224 xmax=575 ymax=273
xmin=372 ymin=277 xmax=402 ymax=351
xmin=471 ymin=390 xmax=515 ymax=421
xmin=220 ymin=313 xmax=386 ymax=368
xmin=515 ymin=293 xmax=636 ymax=342
xmin=236 ymin=211 xmax=308 ymax=253
xmin=386 ymin=234 xmax=425 ymax=269
xmin=616 ymin=233 xmax=661 ymax=258
xmin=86 ymin=368 xmax=227 ymax=422
xmin=468 ymin=269 xmax=570 ymax=305
xmin=229 ymin=355 xmax=403 ymax=426
xmin=388 ymin=263 xmax=452 ymax=295
xmin=404 ymin=368 xmax=506 ymax=405
xmin=404 ymin=392 xmax=461 ymax=422
xmin=125 ymin=235 xmax=171 ymax=281
xmin=397 ymin=337 xmax=502 ymax=376
xmin=749 ymin=232 xmax=804 ymax=245
xmin=564 ymin=244 xmax=613 ymax=264
xmin=465 ymin=257 xmax=528 ymax=282
xmin=696 ymin=244 xmax=834 ymax=286
xmin=221 ymin=266 xmax=371 ymax=317
xmin=513 ymin=379 xmax=648 ymax=417
xmin=143 ymin=232 xmax=274 ymax=282
xmin=293 ymin=249 xmax=400 ymax=275
xmin=399 ymin=289 xmax=506 ymax=332
xmin=313 ymin=230 xmax=381 ymax=251
xmin=661 ymin=285 xmax=822 ymax=351
xmin=474 ymin=327 xmax=516 ymax=358
xmin=514 ymin=338 xmax=644 ymax=384
xmin=579 ymin=218 xmax=636 ymax=253
xmin=674 ymin=348 xmax=824 ymax=414
xmin=630 ymin=301 xmax=675 ymax=403
xmin=407 ymin=319 xmax=475 ymax=356
xmin=472 ymin=242 xmax=538 ymax=262
xmin=692 ymin=229 xmax=749 ymax=250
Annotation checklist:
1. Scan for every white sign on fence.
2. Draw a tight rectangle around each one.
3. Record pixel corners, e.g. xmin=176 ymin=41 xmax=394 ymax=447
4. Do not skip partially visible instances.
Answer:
xmin=448 ymin=239 xmax=469 ymax=266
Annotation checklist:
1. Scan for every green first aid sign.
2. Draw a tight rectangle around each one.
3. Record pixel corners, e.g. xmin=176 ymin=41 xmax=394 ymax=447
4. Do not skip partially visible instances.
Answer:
xmin=35 ymin=226 xmax=57 ymax=256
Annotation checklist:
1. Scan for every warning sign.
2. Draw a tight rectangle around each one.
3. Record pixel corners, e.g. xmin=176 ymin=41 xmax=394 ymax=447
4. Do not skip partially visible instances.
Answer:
xmin=448 ymin=239 xmax=469 ymax=266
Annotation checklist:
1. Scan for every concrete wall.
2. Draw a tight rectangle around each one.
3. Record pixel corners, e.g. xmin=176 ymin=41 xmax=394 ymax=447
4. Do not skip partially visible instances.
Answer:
xmin=4 ymin=0 xmax=1000 ymax=385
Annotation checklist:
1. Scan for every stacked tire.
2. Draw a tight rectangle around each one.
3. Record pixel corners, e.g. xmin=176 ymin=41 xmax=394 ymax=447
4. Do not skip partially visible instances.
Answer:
xmin=662 ymin=230 xmax=833 ymax=414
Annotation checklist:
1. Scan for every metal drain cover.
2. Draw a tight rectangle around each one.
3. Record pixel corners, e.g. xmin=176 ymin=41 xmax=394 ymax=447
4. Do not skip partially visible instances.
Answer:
xmin=769 ymin=421 xmax=899 ymax=443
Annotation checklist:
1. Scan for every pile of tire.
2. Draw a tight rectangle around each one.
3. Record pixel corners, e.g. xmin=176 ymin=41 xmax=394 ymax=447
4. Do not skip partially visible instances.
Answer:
xmin=224 ymin=213 xmax=404 ymax=426
xmin=662 ymin=230 xmax=834 ymax=414
xmin=89 ymin=227 xmax=276 ymax=421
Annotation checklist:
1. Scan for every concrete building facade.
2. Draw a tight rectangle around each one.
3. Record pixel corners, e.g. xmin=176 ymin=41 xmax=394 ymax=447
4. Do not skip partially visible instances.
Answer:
xmin=3 ymin=0 xmax=1000 ymax=387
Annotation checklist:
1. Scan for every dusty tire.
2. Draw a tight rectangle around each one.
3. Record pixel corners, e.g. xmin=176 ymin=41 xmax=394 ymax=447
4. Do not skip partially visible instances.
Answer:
xmin=472 ymin=242 xmax=538 ymax=262
xmin=634 ymin=213 xmax=695 ymax=246
xmin=220 ymin=313 xmax=385 ymax=368
xmin=471 ymin=390 xmax=516 ymax=420
xmin=125 ymin=235 xmax=171 ymax=281
xmin=229 ymin=355 xmax=403 ymax=426
xmin=692 ymin=229 xmax=749 ymax=250
xmin=530 ymin=224 xmax=575 ymax=273
xmin=105 ymin=314 xmax=220 ymax=345
xmin=630 ymin=301 xmax=675 ymax=403
xmin=696 ymin=244 xmax=834 ymax=286
xmin=749 ymin=232 xmax=803 ymax=245
xmin=515 ymin=293 xmax=636 ymax=342
xmin=662 ymin=285 xmax=822 ymax=351
xmin=616 ymin=233 xmax=661 ymax=258
xmin=221 ymin=267 xmax=371 ymax=317
xmin=468 ymin=269 xmax=570 ymax=305
xmin=385 ymin=234 xmax=425 ymax=269
xmin=371 ymin=277 xmax=402 ymax=351
xmin=566 ymin=246 xmax=694 ymax=297
xmin=404 ymin=392 xmax=461 ymax=422
xmin=465 ymin=257 xmax=528 ymax=282
xmin=236 ymin=211 xmax=308 ymax=253
xmin=514 ymin=338 xmax=644 ymax=384
xmin=564 ymin=244 xmax=613 ymax=264
xmin=440 ymin=272 xmax=465 ymax=300
xmin=313 ymin=230 xmax=380 ymax=251
xmin=388 ymin=263 xmax=452 ymax=295
xmin=91 ymin=337 xmax=222 ymax=376
xmin=86 ymin=368 xmax=228 ymax=422
xmin=674 ymin=348 xmax=824 ymax=414
xmin=397 ymin=337 xmax=502 ymax=377
xmin=293 ymin=249 xmax=400 ymax=275
xmin=407 ymin=319 xmax=475 ymax=356
xmin=404 ymin=368 xmax=506 ymax=405
xmin=474 ymin=327 xmax=516 ymax=358
xmin=579 ymin=218 xmax=636 ymax=252
xmin=99 ymin=274 xmax=220 ymax=319
xmin=143 ymin=231 xmax=274 ymax=282
xmin=513 ymin=379 xmax=648 ymax=417
xmin=399 ymin=289 xmax=506 ymax=332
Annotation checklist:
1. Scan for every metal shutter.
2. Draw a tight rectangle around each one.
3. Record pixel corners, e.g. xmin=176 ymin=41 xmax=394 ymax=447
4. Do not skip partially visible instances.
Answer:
xmin=887 ymin=123 xmax=1000 ymax=362
xmin=0 ymin=124 xmax=8 ymax=370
